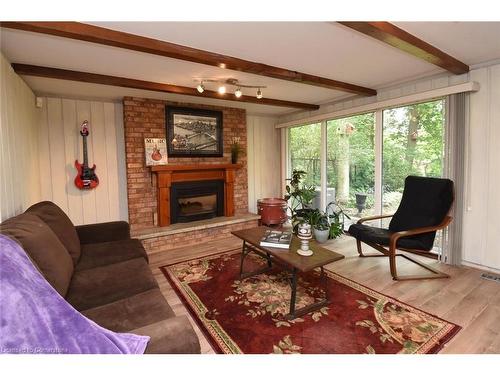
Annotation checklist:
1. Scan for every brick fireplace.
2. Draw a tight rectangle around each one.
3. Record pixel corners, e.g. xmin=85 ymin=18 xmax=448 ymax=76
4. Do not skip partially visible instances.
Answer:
xmin=123 ymin=97 xmax=257 ymax=254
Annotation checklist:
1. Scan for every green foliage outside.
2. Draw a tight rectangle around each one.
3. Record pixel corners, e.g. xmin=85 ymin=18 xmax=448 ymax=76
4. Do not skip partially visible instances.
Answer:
xmin=327 ymin=114 xmax=375 ymax=208
xmin=382 ymin=100 xmax=444 ymax=193
xmin=289 ymin=123 xmax=322 ymax=187
xmin=288 ymin=99 xmax=445 ymax=215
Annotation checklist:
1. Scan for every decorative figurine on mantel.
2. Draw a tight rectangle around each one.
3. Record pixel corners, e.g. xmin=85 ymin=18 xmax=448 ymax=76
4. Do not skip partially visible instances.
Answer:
xmin=297 ymin=223 xmax=313 ymax=256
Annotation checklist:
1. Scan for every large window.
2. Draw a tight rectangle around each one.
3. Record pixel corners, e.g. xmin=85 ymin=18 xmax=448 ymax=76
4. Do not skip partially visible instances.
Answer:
xmin=288 ymin=123 xmax=322 ymax=208
xmin=327 ymin=113 xmax=375 ymax=218
xmin=382 ymin=100 xmax=445 ymax=215
xmin=286 ymin=98 xmax=446 ymax=229
xmin=289 ymin=123 xmax=321 ymax=187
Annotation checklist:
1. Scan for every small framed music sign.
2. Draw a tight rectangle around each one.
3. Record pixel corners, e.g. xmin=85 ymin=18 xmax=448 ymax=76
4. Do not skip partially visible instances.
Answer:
xmin=144 ymin=138 xmax=168 ymax=166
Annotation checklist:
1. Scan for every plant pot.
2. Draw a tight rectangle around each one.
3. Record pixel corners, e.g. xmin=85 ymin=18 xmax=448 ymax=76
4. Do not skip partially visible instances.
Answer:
xmin=231 ymin=152 xmax=238 ymax=164
xmin=355 ymin=193 xmax=367 ymax=214
xmin=314 ymin=228 xmax=330 ymax=244
xmin=295 ymin=208 xmax=314 ymax=219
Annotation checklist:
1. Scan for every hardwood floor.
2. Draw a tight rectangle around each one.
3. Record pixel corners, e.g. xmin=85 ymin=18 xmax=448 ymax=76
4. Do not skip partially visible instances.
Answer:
xmin=149 ymin=235 xmax=500 ymax=354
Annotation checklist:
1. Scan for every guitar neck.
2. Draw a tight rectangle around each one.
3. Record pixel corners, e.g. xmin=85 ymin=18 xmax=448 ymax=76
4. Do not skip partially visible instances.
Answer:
xmin=82 ymin=136 xmax=89 ymax=167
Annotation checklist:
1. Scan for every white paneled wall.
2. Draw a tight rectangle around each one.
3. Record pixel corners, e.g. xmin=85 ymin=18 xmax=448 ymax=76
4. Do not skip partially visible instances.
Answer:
xmin=247 ymin=115 xmax=281 ymax=213
xmin=462 ymin=63 xmax=500 ymax=271
xmin=37 ymin=97 xmax=128 ymax=225
xmin=0 ymin=53 xmax=41 ymax=221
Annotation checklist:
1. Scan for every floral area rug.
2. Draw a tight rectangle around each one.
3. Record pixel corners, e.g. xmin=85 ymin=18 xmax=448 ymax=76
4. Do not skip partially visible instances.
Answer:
xmin=160 ymin=249 xmax=460 ymax=354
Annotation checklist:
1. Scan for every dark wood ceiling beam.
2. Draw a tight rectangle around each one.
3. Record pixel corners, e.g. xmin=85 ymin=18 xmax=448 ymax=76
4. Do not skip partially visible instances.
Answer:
xmin=12 ymin=64 xmax=320 ymax=110
xmin=0 ymin=21 xmax=376 ymax=96
xmin=338 ymin=22 xmax=469 ymax=75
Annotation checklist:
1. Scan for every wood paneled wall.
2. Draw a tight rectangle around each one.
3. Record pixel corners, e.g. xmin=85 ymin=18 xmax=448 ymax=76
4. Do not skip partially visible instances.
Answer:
xmin=35 ymin=97 xmax=279 ymax=225
xmin=37 ymin=97 xmax=128 ymax=225
xmin=0 ymin=53 xmax=41 ymax=221
xmin=247 ymin=115 xmax=281 ymax=213
xmin=462 ymin=63 xmax=500 ymax=272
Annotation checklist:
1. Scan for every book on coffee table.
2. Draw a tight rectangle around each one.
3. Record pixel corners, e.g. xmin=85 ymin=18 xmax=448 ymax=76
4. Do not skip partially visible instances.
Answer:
xmin=260 ymin=230 xmax=292 ymax=249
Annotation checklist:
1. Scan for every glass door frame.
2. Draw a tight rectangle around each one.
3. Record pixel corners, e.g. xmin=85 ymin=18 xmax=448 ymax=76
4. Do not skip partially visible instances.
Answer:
xmin=282 ymin=97 xmax=447 ymax=219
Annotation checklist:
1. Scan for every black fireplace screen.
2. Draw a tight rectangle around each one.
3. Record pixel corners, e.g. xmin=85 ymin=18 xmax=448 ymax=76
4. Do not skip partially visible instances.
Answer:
xmin=170 ymin=180 xmax=224 ymax=223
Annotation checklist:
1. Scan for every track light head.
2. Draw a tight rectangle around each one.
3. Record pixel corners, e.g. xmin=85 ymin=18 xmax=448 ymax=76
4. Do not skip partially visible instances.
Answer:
xmin=195 ymin=78 xmax=266 ymax=98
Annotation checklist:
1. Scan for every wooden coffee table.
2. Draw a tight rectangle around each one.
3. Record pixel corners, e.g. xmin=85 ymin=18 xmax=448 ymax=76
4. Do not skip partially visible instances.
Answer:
xmin=231 ymin=226 xmax=345 ymax=320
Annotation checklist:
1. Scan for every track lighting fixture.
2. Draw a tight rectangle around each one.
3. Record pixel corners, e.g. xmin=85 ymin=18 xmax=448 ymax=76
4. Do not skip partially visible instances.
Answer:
xmin=194 ymin=78 xmax=266 ymax=99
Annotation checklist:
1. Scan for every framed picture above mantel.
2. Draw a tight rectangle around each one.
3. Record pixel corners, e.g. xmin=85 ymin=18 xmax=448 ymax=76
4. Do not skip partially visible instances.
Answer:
xmin=166 ymin=106 xmax=223 ymax=157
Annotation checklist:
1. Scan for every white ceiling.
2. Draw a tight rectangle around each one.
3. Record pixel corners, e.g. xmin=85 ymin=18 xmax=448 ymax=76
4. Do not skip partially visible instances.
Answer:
xmin=1 ymin=22 xmax=500 ymax=115
xmin=393 ymin=22 xmax=500 ymax=66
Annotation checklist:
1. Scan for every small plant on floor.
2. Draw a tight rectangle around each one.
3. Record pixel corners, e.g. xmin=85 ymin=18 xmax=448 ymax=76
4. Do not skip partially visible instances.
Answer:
xmin=326 ymin=201 xmax=350 ymax=240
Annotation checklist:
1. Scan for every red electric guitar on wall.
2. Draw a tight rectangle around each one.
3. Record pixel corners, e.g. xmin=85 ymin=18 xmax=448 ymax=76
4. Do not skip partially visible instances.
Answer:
xmin=74 ymin=120 xmax=99 ymax=190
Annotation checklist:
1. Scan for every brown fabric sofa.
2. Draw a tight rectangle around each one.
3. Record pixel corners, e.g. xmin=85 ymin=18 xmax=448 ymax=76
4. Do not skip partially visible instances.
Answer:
xmin=0 ymin=201 xmax=200 ymax=354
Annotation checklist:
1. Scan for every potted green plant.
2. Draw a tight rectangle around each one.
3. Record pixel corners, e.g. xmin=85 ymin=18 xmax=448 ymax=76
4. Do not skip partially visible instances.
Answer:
xmin=284 ymin=170 xmax=316 ymax=233
xmin=309 ymin=210 xmax=330 ymax=243
xmin=325 ymin=201 xmax=350 ymax=240
xmin=284 ymin=170 xmax=351 ymax=240
xmin=230 ymin=137 xmax=245 ymax=164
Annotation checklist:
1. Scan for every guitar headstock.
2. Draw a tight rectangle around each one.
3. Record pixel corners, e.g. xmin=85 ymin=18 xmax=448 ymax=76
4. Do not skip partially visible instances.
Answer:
xmin=80 ymin=120 xmax=89 ymax=137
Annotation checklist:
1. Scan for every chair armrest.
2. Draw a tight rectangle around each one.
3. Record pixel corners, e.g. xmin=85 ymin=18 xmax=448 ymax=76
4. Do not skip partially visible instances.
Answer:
xmin=75 ymin=221 xmax=131 ymax=245
xmin=357 ymin=214 xmax=394 ymax=224
xmin=389 ymin=216 xmax=453 ymax=248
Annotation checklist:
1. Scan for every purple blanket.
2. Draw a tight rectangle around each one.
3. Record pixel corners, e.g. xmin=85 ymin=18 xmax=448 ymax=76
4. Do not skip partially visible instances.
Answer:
xmin=0 ymin=234 xmax=149 ymax=354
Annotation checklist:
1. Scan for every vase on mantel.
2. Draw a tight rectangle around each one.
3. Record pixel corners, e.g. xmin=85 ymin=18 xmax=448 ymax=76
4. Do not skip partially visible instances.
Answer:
xmin=230 ymin=137 xmax=244 ymax=164
xmin=231 ymin=150 xmax=238 ymax=164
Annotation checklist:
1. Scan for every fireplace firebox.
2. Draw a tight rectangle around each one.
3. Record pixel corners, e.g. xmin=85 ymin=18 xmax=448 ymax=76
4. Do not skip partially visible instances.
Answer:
xmin=170 ymin=180 xmax=224 ymax=223
xmin=151 ymin=164 xmax=241 ymax=226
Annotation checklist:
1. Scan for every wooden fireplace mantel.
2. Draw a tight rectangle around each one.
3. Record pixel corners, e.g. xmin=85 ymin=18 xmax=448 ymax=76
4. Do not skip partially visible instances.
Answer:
xmin=151 ymin=164 xmax=242 ymax=226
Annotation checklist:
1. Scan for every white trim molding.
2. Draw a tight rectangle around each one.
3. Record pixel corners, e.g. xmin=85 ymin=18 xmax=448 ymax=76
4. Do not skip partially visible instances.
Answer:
xmin=461 ymin=260 xmax=500 ymax=274
xmin=276 ymin=81 xmax=480 ymax=129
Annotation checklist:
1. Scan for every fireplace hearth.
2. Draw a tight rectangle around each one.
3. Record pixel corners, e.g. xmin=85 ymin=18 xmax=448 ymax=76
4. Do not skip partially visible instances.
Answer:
xmin=171 ymin=180 xmax=224 ymax=223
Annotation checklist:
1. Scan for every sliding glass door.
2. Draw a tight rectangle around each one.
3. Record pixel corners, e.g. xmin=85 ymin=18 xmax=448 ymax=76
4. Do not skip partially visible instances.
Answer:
xmin=326 ymin=113 xmax=376 ymax=220
xmin=285 ymin=98 xmax=446 ymax=238
xmin=382 ymin=99 xmax=445 ymax=216
xmin=288 ymin=123 xmax=322 ymax=209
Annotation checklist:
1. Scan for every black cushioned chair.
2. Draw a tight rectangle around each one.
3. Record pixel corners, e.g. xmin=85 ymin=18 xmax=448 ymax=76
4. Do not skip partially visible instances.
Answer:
xmin=348 ymin=176 xmax=454 ymax=281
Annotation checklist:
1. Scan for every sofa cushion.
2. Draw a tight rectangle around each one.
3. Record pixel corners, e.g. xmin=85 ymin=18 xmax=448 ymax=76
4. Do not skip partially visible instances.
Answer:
xmin=131 ymin=317 xmax=201 ymax=354
xmin=75 ymin=221 xmax=131 ymax=245
xmin=66 ymin=258 xmax=158 ymax=311
xmin=26 ymin=201 xmax=81 ymax=265
xmin=76 ymin=239 xmax=148 ymax=271
xmin=81 ymin=288 xmax=174 ymax=332
xmin=0 ymin=213 xmax=74 ymax=296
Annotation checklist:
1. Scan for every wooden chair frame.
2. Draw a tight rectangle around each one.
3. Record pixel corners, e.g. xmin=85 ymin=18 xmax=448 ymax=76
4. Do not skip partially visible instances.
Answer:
xmin=355 ymin=214 xmax=453 ymax=281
